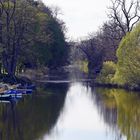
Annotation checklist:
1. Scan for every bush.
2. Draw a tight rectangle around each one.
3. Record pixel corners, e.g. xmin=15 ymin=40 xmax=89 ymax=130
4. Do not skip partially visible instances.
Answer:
xmin=113 ymin=23 xmax=140 ymax=88
xmin=79 ymin=60 xmax=88 ymax=73
xmin=96 ymin=61 xmax=116 ymax=84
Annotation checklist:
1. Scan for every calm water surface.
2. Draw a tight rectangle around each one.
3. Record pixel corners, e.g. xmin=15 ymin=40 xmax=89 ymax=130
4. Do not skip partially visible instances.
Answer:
xmin=0 ymin=78 xmax=140 ymax=140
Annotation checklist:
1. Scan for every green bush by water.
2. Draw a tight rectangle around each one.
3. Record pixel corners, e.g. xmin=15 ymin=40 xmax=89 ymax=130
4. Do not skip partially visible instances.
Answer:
xmin=96 ymin=61 xmax=116 ymax=84
xmin=113 ymin=23 xmax=140 ymax=88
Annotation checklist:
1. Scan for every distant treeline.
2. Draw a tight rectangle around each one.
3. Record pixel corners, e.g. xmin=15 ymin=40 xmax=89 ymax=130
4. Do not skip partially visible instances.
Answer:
xmin=0 ymin=0 xmax=69 ymax=76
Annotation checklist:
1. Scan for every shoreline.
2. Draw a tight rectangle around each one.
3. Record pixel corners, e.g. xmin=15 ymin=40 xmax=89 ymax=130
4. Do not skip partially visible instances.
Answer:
xmin=93 ymin=82 xmax=140 ymax=92
xmin=1 ymin=73 xmax=140 ymax=92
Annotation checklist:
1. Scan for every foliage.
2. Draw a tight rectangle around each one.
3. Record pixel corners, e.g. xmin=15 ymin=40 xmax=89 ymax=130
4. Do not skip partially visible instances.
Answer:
xmin=0 ymin=0 xmax=69 ymax=76
xmin=44 ymin=17 xmax=69 ymax=68
xmin=77 ymin=60 xmax=88 ymax=73
xmin=96 ymin=61 xmax=116 ymax=84
xmin=113 ymin=23 xmax=140 ymax=88
xmin=22 ymin=4 xmax=69 ymax=69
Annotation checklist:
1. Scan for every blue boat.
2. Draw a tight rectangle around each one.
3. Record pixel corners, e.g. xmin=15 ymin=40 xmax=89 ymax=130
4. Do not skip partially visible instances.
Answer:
xmin=0 ymin=93 xmax=22 ymax=100
xmin=0 ymin=83 xmax=34 ymax=101
xmin=6 ymin=89 xmax=33 ymax=95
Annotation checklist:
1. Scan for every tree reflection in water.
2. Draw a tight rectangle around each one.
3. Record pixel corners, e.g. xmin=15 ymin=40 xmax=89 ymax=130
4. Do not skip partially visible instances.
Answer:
xmin=0 ymin=81 xmax=140 ymax=140
xmin=92 ymin=87 xmax=140 ymax=140
xmin=0 ymin=83 xmax=68 ymax=140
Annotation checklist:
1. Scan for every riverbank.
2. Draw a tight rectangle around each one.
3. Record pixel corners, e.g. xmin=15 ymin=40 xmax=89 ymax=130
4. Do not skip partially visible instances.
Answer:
xmin=21 ymin=68 xmax=140 ymax=92
xmin=93 ymin=60 xmax=140 ymax=92
xmin=93 ymin=82 xmax=140 ymax=92
xmin=1 ymin=67 xmax=139 ymax=92
xmin=0 ymin=74 xmax=32 ymax=85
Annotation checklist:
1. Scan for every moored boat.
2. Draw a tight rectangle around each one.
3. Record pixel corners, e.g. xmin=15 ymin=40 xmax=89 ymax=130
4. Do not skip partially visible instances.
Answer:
xmin=0 ymin=83 xmax=34 ymax=101
xmin=6 ymin=89 xmax=33 ymax=95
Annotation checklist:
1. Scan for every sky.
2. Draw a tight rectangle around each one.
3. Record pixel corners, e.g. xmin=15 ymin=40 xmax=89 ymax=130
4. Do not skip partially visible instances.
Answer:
xmin=42 ymin=0 xmax=111 ymax=40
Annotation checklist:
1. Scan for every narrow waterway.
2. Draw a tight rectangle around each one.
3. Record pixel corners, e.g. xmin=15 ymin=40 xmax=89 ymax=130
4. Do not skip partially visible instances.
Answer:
xmin=43 ymin=82 xmax=126 ymax=140
xmin=0 ymin=72 xmax=140 ymax=140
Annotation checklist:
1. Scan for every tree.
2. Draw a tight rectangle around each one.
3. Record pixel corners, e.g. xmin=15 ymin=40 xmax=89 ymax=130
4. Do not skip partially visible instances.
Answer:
xmin=108 ymin=0 xmax=140 ymax=35
xmin=113 ymin=23 xmax=140 ymax=88
xmin=29 ymin=4 xmax=69 ymax=69
xmin=99 ymin=20 xmax=124 ymax=61
xmin=0 ymin=0 xmax=69 ymax=76
xmin=45 ymin=17 xmax=69 ymax=68
xmin=0 ymin=0 xmax=38 ymax=76
xmin=78 ymin=36 xmax=104 ymax=76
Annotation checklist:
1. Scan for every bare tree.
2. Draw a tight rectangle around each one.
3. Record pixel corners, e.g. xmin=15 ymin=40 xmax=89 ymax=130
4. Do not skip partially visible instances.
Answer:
xmin=77 ymin=36 xmax=104 ymax=76
xmin=0 ymin=0 xmax=37 ymax=76
xmin=99 ymin=20 xmax=124 ymax=61
xmin=76 ymin=20 xmax=124 ymax=76
xmin=108 ymin=0 xmax=140 ymax=35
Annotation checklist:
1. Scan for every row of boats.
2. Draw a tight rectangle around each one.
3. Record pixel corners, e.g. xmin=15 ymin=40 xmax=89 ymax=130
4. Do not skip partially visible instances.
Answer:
xmin=0 ymin=83 xmax=35 ymax=100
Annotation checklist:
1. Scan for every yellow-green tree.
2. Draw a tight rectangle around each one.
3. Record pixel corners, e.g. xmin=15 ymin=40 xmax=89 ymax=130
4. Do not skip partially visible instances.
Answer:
xmin=114 ymin=23 xmax=140 ymax=88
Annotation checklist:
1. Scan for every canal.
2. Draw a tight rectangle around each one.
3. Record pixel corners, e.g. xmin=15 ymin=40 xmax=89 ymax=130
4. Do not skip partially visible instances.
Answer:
xmin=0 ymin=71 xmax=140 ymax=140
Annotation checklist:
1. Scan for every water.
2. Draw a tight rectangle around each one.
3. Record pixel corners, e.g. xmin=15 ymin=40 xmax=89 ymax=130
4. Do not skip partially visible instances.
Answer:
xmin=0 ymin=79 xmax=140 ymax=140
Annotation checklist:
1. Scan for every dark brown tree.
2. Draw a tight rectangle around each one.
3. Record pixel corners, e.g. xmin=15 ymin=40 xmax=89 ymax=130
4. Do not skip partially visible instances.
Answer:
xmin=0 ymin=0 xmax=42 ymax=76
xmin=77 ymin=36 xmax=104 ymax=77
xmin=99 ymin=20 xmax=124 ymax=61
xmin=108 ymin=0 xmax=140 ymax=35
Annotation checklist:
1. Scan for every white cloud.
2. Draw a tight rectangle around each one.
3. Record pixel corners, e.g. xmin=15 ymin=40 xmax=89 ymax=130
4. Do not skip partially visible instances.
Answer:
xmin=42 ymin=0 xmax=110 ymax=39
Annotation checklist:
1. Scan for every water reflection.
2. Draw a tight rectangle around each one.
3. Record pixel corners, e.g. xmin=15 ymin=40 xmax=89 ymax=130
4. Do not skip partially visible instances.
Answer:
xmin=93 ymin=88 xmax=140 ymax=140
xmin=0 ymin=81 xmax=140 ymax=140
xmin=44 ymin=83 xmax=140 ymax=140
xmin=45 ymin=83 xmax=115 ymax=140
xmin=0 ymin=83 xmax=68 ymax=140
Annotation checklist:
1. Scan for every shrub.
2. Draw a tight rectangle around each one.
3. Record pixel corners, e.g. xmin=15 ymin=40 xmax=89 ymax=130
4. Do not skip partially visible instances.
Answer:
xmin=96 ymin=61 xmax=116 ymax=84
xmin=113 ymin=23 xmax=140 ymax=88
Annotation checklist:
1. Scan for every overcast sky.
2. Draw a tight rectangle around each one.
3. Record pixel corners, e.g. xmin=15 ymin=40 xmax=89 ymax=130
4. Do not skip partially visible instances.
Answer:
xmin=42 ymin=0 xmax=111 ymax=40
